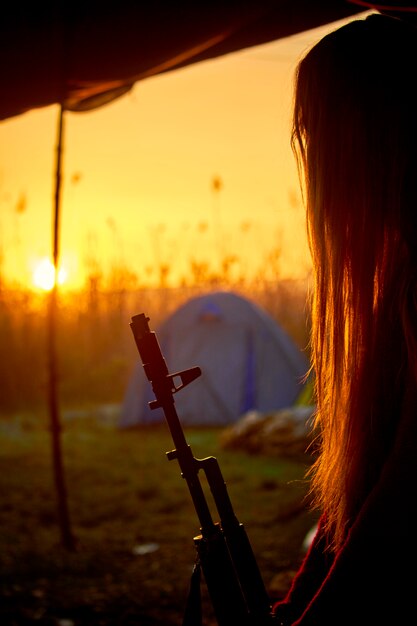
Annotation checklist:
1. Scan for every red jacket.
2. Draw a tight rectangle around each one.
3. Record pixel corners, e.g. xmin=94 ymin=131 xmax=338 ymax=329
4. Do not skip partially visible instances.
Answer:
xmin=273 ymin=387 xmax=417 ymax=625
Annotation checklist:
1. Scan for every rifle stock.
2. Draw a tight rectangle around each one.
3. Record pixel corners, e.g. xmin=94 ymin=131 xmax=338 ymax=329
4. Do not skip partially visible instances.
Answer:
xmin=130 ymin=313 xmax=276 ymax=625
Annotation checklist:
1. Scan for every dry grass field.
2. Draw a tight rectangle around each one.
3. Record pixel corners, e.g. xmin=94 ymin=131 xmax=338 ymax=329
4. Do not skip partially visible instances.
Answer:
xmin=0 ymin=413 xmax=316 ymax=625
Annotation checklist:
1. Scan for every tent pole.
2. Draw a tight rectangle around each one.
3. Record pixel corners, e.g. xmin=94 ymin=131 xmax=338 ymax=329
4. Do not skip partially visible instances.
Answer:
xmin=47 ymin=104 xmax=76 ymax=551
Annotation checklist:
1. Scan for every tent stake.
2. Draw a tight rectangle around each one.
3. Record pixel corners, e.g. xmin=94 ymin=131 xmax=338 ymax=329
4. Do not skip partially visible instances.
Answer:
xmin=47 ymin=105 xmax=76 ymax=551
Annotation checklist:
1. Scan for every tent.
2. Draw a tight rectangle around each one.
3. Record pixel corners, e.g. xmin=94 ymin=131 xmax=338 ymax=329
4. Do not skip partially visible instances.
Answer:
xmin=120 ymin=291 xmax=309 ymax=427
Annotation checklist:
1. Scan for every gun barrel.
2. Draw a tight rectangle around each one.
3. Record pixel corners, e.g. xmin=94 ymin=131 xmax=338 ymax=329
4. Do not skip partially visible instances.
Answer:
xmin=130 ymin=314 xmax=214 ymax=531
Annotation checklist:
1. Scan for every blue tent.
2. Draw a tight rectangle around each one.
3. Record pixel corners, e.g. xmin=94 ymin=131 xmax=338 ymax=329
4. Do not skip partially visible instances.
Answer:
xmin=120 ymin=291 xmax=309 ymax=427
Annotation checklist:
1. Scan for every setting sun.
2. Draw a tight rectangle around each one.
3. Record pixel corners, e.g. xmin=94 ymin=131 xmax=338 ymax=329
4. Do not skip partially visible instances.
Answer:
xmin=32 ymin=258 xmax=68 ymax=291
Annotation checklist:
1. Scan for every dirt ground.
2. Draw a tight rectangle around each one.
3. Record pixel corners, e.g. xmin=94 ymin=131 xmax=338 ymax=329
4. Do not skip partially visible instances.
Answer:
xmin=0 ymin=419 xmax=317 ymax=625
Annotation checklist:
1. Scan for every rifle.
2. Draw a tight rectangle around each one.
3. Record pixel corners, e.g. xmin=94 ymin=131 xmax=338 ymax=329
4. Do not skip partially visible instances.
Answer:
xmin=130 ymin=313 xmax=276 ymax=626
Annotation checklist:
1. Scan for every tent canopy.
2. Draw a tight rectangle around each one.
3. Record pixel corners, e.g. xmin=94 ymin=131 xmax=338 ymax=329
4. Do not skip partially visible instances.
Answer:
xmin=1 ymin=1 xmax=370 ymax=121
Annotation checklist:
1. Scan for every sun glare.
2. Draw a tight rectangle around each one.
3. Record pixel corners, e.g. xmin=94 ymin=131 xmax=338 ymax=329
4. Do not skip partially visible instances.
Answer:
xmin=32 ymin=258 xmax=68 ymax=291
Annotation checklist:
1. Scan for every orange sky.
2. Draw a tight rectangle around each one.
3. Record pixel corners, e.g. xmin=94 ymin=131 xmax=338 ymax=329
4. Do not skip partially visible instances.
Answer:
xmin=0 ymin=12 xmax=368 ymax=290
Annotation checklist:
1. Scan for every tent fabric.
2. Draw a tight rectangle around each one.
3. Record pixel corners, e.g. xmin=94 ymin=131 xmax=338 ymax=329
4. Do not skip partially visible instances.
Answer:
xmin=0 ymin=1 xmax=366 ymax=120
xmin=120 ymin=291 xmax=309 ymax=427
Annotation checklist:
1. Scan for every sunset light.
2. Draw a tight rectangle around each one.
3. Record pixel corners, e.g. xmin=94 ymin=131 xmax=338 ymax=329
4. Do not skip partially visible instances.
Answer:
xmin=32 ymin=258 xmax=68 ymax=291
xmin=0 ymin=14 xmax=367 ymax=292
xmin=1 ymin=5 xmax=374 ymax=624
xmin=0 ymin=27 xmax=315 ymax=292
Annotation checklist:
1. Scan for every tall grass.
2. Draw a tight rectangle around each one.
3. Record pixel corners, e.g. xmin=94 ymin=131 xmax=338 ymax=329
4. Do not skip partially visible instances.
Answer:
xmin=0 ymin=262 xmax=310 ymax=414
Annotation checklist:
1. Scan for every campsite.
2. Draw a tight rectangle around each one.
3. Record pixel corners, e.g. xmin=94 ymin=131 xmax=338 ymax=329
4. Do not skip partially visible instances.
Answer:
xmin=0 ymin=282 xmax=315 ymax=625
xmin=1 ymin=2 xmax=393 ymax=624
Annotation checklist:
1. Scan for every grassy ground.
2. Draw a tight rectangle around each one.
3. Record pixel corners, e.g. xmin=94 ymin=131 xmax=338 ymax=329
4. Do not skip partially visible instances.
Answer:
xmin=0 ymin=413 xmax=317 ymax=625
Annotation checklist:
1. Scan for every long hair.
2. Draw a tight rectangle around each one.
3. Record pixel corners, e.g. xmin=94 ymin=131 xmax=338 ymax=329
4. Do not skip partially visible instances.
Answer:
xmin=293 ymin=14 xmax=417 ymax=551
